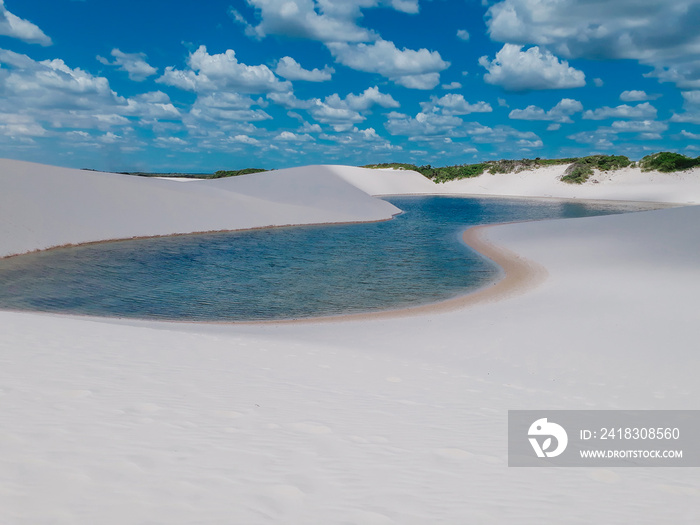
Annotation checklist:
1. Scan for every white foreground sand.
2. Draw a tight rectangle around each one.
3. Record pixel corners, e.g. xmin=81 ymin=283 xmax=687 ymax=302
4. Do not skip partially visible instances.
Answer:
xmin=1 ymin=159 xmax=700 ymax=524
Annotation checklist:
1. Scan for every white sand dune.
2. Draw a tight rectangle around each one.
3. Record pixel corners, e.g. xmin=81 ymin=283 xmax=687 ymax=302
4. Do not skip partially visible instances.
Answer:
xmin=0 ymin=160 xmax=399 ymax=258
xmin=1 ymin=159 xmax=700 ymax=524
xmin=350 ymin=165 xmax=700 ymax=203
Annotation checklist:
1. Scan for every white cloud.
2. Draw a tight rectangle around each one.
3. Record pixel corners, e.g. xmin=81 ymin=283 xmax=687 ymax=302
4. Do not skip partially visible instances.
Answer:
xmin=478 ymin=44 xmax=585 ymax=91
xmin=582 ymin=102 xmax=657 ymax=120
xmin=568 ymin=131 xmax=614 ymax=148
xmin=230 ymin=134 xmax=260 ymax=145
xmin=276 ymin=131 xmax=313 ymax=142
xmin=319 ymin=126 xmax=394 ymax=149
xmin=0 ymin=48 xmax=191 ymax=156
xmin=99 ymin=131 xmax=121 ymax=144
xmin=268 ymin=86 xmax=397 ymax=131
xmin=343 ymin=86 xmax=399 ymax=111
xmin=123 ymin=91 xmax=180 ymax=118
xmin=298 ymin=121 xmax=322 ymax=133
xmin=275 ymin=56 xmax=334 ymax=81
xmin=681 ymin=130 xmax=700 ymax=140
xmin=0 ymin=112 xmax=46 ymax=137
xmin=593 ymin=78 xmax=604 ymax=87
xmin=394 ymin=73 xmax=441 ymax=90
xmin=267 ymin=91 xmax=317 ymax=110
xmin=0 ymin=49 xmax=119 ymax=111
xmin=308 ymin=101 xmax=364 ymax=131
xmin=610 ymin=120 xmax=667 ymax=133
xmin=456 ymin=29 xmax=470 ymax=41
xmin=485 ymin=0 xmax=700 ymax=88
xmin=385 ymin=111 xmax=463 ymax=137
xmin=97 ymin=49 xmax=157 ymax=81
xmin=442 ymin=81 xmax=462 ymax=90
xmin=158 ymin=45 xmax=290 ymax=94
xmin=620 ymin=90 xmax=658 ymax=102
xmin=237 ymin=0 xmax=418 ymax=43
xmin=517 ymin=138 xmax=544 ymax=149
xmin=155 ymin=136 xmax=188 ymax=147
xmin=671 ymin=90 xmax=700 ymax=123
xmin=465 ymin=124 xmax=542 ymax=145
xmin=327 ymin=39 xmax=449 ymax=89
xmin=509 ymin=98 xmax=583 ymax=123
xmin=420 ymin=94 xmax=493 ymax=116
xmin=682 ymin=91 xmax=700 ymax=106
xmin=0 ymin=0 xmax=51 ymax=46
xmin=188 ymin=92 xmax=272 ymax=123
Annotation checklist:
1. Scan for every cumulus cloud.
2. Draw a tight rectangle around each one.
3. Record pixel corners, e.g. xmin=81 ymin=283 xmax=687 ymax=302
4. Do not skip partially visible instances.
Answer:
xmin=268 ymin=86 xmax=397 ymax=131
xmin=509 ymin=98 xmax=583 ymax=123
xmin=97 ymin=49 xmax=157 ymax=81
xmin=230 ymin=134 xmax=261 ymax=145
xmin=485 ymin=0 xmax=700 ymax=88
xmin=189 ymin=94 xmax=272 ymax=123
xmin=123 ymin=91 xmax=180 ymax=118
xmin=0 ymin=49 xmax=118 ymax=110
xmin=420 ymin=94 xmax=493 ymax=116
xmin=327 ymin=39 xmax=449 ymax=89
xmin=465 ymin=123 xmax=542 ymax=145
xmin=671 ymin=90 xmax=700 ymax=123
xmin=276 ymin=130 xmax=314 ymax=142
xmin=478 ymin=44 xmax=585 ymax=91
xmin=0 ymin=48 xmax=189 ymax=151
xmin=568 ymin=130 xmax=615 ymax=148
xmin=0 ymin=112 xmax=46 ymax=138
xmin=0 ymin=0 xmax=51 ymax=46
xmin=385 ymin=111 xmax=464 ymax=138
xmin=620 ymin=90 xmax=658 ymax=102
xmin=681 ymin=129 xmax=700 ymax=140
xmin=582 ymin=102 xmax=657 ymax=120
xmin=442 ymin=81 xmax=462 ymax=90
xmin=456 ymin=29 xmax=470 ymax=41
xmin=275 ymin=56 xmax=334 ymax=81
xmin=610 ymin=120 xmax=667 ymax=133
xmin=236 ymin=0 xmax=418 ymax=43
xmin=343 ymin=86 xmax=399 ymax=111
xmin=158 ymin=45 xmax=290 ymax=94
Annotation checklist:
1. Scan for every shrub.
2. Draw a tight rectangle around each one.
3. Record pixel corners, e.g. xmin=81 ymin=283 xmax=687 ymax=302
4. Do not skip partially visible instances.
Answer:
xmin=362 ymin=163 xmax=419 ymax=171
xmin=561 ymin=155 xmax=631 ymax=184
xmin=639 ymin=152 xmax=700 ymax=172
xmin=210 ymin=168 xmax=267 ymax=179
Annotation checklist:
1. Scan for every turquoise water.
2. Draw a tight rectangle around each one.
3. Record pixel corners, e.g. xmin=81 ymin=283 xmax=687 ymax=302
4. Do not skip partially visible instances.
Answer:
xmin=0 ymin=196 xmax=654 ymax=321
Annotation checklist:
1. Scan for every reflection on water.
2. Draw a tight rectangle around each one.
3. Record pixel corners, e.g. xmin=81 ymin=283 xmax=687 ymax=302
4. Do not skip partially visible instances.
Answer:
xmin=0 ymin=196 xmax=658 ymax=321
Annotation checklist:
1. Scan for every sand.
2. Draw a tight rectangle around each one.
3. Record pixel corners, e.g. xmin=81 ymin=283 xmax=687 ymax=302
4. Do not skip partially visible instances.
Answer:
xmin=0 ymin=160 xmax=400 ymax=258
xmin=1 ymin=159 xmax=700 ymax=524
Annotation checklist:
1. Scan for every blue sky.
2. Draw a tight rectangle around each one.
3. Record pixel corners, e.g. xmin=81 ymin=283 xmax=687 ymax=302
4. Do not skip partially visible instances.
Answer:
xmin=2 ymin=0 xmax=700 ymax=172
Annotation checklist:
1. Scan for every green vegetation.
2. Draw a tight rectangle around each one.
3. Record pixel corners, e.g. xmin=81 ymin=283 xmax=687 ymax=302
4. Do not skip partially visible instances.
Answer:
xmin=210 ymin=168 xmax=267 ymax=179
xmin=361 ymin=163 xmax=419 ymax=171
xmin=365 ymin=156 xmax=625 ymax=184
xmin=116 ymin=168 xmax=267 ymax=179
xmin=560 ymin=155 xmax=631 ymax=184
xmin=414 ymin=163 xmax=489 ymax=183
xmin=639 ymin=152 xmax=700 ymax=173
